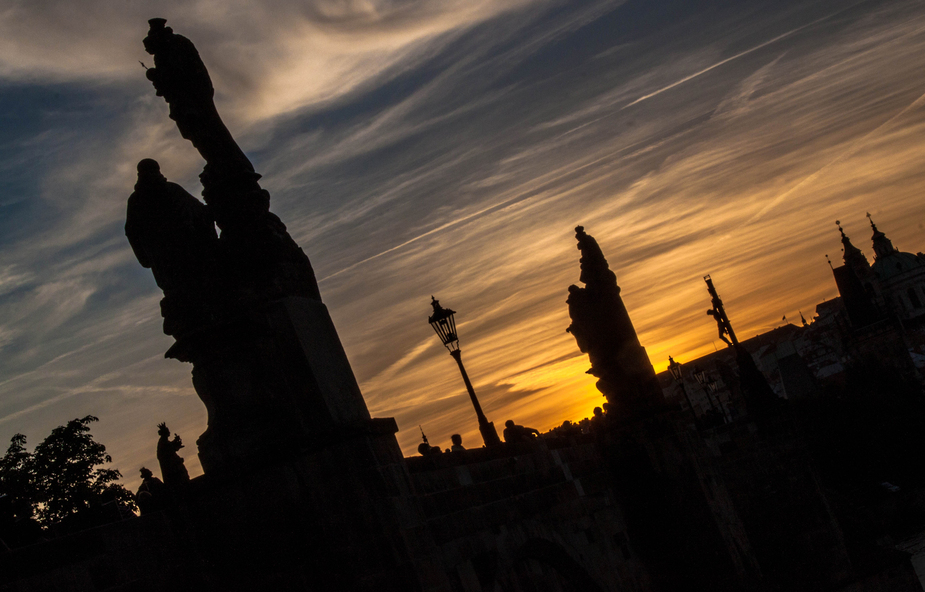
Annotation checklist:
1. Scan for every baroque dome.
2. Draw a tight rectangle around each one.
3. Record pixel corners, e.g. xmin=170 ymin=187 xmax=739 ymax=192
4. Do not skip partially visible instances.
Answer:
xmin=872 ymin=250 xmax=925 ymax=280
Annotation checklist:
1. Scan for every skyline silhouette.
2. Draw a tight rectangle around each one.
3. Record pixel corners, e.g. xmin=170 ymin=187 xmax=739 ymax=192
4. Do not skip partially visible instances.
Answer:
xmin=2 ymin=0 xmax=925 ymax=486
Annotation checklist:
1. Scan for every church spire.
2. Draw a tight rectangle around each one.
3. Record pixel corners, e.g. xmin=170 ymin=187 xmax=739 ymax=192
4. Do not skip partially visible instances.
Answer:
xmin=837 ymin=220 xmax=869 ymax=272
xmin=837 ymin=220 xmax=874 ymax=283
xmin=867 ymin=212 xmax=896 ymax=259
xmin=832 ymin=219 xmax=881 ymax=328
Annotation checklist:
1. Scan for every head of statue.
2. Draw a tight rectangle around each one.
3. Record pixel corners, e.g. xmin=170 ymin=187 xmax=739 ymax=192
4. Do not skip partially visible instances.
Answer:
xmin=157 ymin=422 xmax=169 ymax=436
xmin=137 ymin=159 xmax=166 ymax=187
xmin=505 ymin=420 xmax=515 ymax=428
xmin=144 ymin=18 xmax=174 ymax=55
xmin=140 ymin=467 xmax=153 ymax=479
xmin=593 ymin=407 xmax=603 ymax=417
xmin=451 ymin=434 xmax=462 ymax=446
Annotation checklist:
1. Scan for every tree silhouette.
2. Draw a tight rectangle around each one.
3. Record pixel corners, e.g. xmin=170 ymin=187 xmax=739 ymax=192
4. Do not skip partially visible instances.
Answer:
xmin=0 ymin=434 xmax=34 ymax=516
xmin=0 ymin=416 xmax=135 ymax=529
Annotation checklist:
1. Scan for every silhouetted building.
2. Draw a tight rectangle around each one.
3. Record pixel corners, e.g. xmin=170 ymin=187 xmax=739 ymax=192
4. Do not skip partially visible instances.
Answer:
xmin=830 ymin=218 xmax=923 ymax=382
xmin=867 ymin=216 xmax=925 ymax=323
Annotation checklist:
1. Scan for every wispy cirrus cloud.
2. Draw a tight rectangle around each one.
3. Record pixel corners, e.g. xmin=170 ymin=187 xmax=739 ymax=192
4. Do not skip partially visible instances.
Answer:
xmin=5 ymin=0 xmax=925 ymax=486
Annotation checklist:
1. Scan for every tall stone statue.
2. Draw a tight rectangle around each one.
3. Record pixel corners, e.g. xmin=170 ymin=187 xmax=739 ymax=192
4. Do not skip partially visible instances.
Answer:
xmin=128 ymin=19 xmax=371 ymax=474
xmin=126 ymin=158 xmax=218 ymax=336
xmin=142 ymin=17 xmax=321 ymax=304
xmin=566 ymin=226 xmax=662 ymax=420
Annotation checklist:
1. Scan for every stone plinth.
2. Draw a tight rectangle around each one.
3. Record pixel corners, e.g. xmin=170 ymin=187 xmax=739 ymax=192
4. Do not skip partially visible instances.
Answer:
xmin=165 ymin=297 xmax=371 ymax=475
xmin=184 ymin=418 xmax=440 ymax=591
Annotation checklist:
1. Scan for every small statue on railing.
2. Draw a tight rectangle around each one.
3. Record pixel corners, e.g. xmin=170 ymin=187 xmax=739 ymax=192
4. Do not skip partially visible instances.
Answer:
xmin=156 ymin=423 xmax=190 ymax=487
xmin=135 ymin=467 xmax=168 ymax=515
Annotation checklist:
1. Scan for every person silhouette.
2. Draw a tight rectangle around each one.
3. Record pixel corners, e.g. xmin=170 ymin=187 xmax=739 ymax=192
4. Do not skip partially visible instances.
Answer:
xmin=503 ymin=420 xmax=540 ymax=443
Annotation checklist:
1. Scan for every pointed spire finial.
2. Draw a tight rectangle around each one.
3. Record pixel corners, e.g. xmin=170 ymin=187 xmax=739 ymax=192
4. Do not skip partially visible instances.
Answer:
xmin=837 ymin=220 xmax=872 ymax=269
xmin=866 ymin=211 xmax=896 ymax=257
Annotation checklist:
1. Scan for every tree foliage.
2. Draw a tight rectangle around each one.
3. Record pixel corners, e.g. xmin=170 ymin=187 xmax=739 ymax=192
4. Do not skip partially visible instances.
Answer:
xmin=0 ymin=416 xmax=135 ymax=529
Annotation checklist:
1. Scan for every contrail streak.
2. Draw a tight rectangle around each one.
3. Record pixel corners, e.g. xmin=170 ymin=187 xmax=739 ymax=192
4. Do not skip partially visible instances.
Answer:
xmin=748 ymin=87 xmax=925 ymax=224
xmin=316 ymin=127 xmax=672 ymax=284
xmin=317 ymin=196 xmax=523 ymax=283
xmin=318 ymin=0 xmax=880 ymax=284
xmin=622 ymin=0 xmax=873 ymax=110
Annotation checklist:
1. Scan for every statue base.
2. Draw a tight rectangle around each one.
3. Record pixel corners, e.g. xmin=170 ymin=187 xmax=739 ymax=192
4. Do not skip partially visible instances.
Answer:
xmin=165 ymin=297 xmax=371 ymax=475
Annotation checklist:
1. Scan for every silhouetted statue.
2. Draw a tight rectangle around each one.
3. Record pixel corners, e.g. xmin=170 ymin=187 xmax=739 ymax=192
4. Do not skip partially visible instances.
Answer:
xmin=135 ymin=467 xmax=168 ymax=514
xmin=449 ymin=434 xmax=465 ymax=452
xmin=142 ymin=19 xmax=223 ymax=155
xmin=130 ymin=19 xmax=374 ymax=476
xmin=703 ymin=276 xmax=784 ymax=424
xmin=502 ymin=420 xmax=539 ymax=443
xmin=566 ymin=226 xmax=662 ymax=419
xmin=156 ymin=423 xmax=190 ymax=487
xmin=125 ymin=158 xmax=218 ymax=336
xmin=141 ymin=18 xmax=320 ymax=304
xmin=706 ymin=309 xmax=732 ymax=346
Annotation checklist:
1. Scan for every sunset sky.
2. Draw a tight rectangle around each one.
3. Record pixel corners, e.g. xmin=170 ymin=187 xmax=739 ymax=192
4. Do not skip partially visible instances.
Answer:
xmin=2 ymin=0 xmax=925 ymax=488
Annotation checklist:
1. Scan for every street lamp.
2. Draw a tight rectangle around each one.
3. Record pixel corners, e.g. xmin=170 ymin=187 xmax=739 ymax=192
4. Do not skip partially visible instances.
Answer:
xmin=706 ymin=379 xmax=732 ymax=423
xmin=428 ymin=297 xmax=501 ymax=447
xmin=668 ymin=356 xmax=698 ymax=419
xmin=692 ymin=365 xmax=725 ymax=421
xmin=691 ymin=365 xmax=706 ymax=386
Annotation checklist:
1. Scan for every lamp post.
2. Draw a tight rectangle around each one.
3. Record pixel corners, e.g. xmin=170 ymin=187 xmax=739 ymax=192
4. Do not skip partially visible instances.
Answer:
xmin=428 ymin=297 xmax=501 ymax=447
xmin=707 ymin=379 xmax=732 ymax=422
xmin=692 ymin=365 xmax=722 ymax=417
xmin=691 ymin=366 xmax=725 ymax=417
xmin=668 ymin=356 xmax=698 ymax=419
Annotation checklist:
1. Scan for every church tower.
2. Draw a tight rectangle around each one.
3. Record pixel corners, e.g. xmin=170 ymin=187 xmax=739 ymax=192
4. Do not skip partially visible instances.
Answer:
xmin=566 ymin=226 xmax=661 ymax=419
xmin=866 ymin=214 xmax=925 ymax=321
xmin=832 ymin=221 xmax=881 ymax=328
xmin=869 ymin=213 xmax=897 ymax=259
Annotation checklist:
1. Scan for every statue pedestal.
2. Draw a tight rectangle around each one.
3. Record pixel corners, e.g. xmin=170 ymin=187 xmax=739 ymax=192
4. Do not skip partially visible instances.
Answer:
xmin=163 ymin=301 xmax=439 ymax=589
xmin=182 ymin=417 xmax=433 ymax=591
xmin=166 ymin=297 xmax=371 ymax=475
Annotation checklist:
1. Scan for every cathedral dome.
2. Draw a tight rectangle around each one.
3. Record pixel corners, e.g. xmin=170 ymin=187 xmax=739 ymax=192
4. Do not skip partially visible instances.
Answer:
xmin=866 ymin=213 xmax=925 ymax=280
xmin=872 ymin=250 xmax=925 ymax=280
